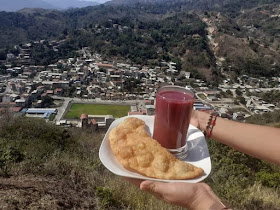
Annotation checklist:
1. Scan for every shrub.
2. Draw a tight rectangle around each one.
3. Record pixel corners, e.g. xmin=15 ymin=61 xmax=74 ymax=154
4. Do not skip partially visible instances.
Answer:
xmin=0 ymin=145 xmax=24 ymax=176
xmin=255 ymin=171 xmax=280 ymax=188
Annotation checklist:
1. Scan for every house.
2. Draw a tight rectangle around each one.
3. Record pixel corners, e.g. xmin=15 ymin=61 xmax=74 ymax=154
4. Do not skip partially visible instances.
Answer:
xmin=33 ymin=100 xmax=43 ymax=108
xmin=30 ymin=90 xmax=39 ymax=101
xmin=233 ymin=112 xmax=245 ymax=121
xmin=54 ymin=88 xmax=64 ymax=96
xmin=204 ymin=91 xmax=220 ymax=101
xmin=80 ymin=114 xmax=114 ymax=130
xmin=97 ymin=63 xmax=114 ymax=69
xmin=146 ymin=105 xmax=155 ymax=115
xmin=128 ymin=111 xmax=146 ymax=116
xmin=218 ymin=107 xmax=229 ymax=118
xmin=10 ymin=94 xmax=20 ymax=102
xmin=110 ymin=75 xmax=121 ymax=82
xmin=6 ymin=53 xmax=15 ymax=61
xmin=56 ymin=120 xmax=72 ymax=127
xmin=81 ymin=114 xmax=89 ymax=127
xmin=254 ymin=105 xmax=271 ymax=113
xmin=15 ymin=99 xmax=28 ymax=107
xmin=25 ymin=108 xmax=57 ymax=119
xmin=46 ymin=90 xmax=54 ymax=95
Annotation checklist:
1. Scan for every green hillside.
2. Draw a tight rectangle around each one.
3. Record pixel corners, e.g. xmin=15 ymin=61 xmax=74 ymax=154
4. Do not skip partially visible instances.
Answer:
xmin=0 ymin=114 xmax=279 ymax=209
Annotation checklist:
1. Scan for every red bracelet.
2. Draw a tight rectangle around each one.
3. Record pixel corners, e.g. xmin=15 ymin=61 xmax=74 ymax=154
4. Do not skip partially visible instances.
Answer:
xmin=204 ymin=112 xmax=218 ymax=138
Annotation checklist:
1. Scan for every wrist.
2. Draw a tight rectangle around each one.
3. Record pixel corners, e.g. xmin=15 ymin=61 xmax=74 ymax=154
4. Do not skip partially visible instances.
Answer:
xmin=197 ymin=111 xmax=210 ymax=132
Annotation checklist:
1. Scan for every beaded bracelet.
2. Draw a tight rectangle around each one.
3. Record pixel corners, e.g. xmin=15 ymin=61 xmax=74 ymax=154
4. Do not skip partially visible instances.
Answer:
xmin=204 ymin=112 xmax=218 ymax=139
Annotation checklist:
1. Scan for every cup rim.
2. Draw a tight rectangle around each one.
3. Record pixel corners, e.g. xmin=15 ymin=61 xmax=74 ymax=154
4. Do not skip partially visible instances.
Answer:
xmin=157 ymin=85 xmax=194 ymax=102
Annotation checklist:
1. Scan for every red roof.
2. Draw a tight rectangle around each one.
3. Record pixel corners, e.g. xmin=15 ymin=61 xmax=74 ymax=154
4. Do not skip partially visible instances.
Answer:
xmin=97 ymin=63 xmax=114 ymax=68
xmin=55 ymin=88 xmax=63 ymax=92
xmin=37 ymin=86 xmax=44 ymax=90
xmin=10 ymin=107 xmax=22 ymax=112
xmin=145 ymin=100 xmax=152 ymax=105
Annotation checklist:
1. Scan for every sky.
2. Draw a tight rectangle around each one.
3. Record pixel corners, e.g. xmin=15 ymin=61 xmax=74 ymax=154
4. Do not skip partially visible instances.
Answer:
xmin=80 ymin=0 xmax=109 ymax=2
xmin=0 ymin=0 xmax=111 ymax=12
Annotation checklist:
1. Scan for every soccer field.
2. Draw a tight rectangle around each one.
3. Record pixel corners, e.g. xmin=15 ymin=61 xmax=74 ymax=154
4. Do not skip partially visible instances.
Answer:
xmin=65 ymin=104 xmax=131 ymax=119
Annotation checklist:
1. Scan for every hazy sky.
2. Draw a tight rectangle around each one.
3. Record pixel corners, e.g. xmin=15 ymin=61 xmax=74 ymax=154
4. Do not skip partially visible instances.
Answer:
xmin=81 ymin=0 xmax=109 ymax=3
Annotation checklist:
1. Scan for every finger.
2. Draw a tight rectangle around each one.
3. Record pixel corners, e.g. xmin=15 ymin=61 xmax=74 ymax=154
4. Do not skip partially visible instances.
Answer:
xmin=140 ymin=181 xmax=168 ymax=199
xmin=124 ymin=177 xmax=144 ymax=187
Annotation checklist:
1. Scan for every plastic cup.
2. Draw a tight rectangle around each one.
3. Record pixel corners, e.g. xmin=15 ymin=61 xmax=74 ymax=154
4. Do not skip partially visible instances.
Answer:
xmin=153 ymin=86 xmax=194 ymax=159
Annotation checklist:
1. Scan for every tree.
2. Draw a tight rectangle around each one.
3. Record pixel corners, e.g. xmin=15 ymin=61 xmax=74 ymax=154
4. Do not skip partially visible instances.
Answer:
xmin=41 ymin=95 xmax=54 ymax=108
xmin=0 ymin=50 xmax=6 ymax=60
xmin=237 ymin=96 xmax=246 ymax=105
xmin=226 ymin=90 xmax=233 ymax=96
xmin=235 ymin=88 xmax=242 ymax=96
xmin=0 ymin=146 xmax=24 ymax=177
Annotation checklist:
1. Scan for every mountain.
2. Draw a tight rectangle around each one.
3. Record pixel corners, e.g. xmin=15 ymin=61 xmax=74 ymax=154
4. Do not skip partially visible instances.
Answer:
xmin=0 ymin=0 xmax=99 ymax=12
xmin=43 ymin=0 xmax=99 ymax=10
xmin=94 ymin=0 xmax=110 ymax=3
xmin=0 ymin=0 xmax=279 ymax=79
xmin=107 ymin=0 xmax=170 ymax=4
xmin=0 ymin=9 xmax=66 ymax=47
xmin=0 ymin=0 xmax=55 ymax=12
xmin=107 ymin=0 xmax=280 ymax=16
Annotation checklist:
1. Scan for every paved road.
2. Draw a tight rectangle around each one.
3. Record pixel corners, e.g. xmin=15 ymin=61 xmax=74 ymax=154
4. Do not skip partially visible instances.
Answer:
xmin=54 ymin=98 xmax=71 ymax=122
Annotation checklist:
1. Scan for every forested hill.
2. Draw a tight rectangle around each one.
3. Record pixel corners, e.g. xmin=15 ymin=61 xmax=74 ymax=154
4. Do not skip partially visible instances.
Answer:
xmin=0 ymin=0 xmax=280 ymax=79
xmin=106 ymin=0 xmax=280 ymax=16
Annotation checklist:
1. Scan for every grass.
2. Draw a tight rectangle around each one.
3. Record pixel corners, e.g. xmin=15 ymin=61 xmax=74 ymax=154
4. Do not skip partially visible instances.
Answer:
xmin=0 ymin=116 xmax=181 ymax=209
xmin=65 ymin=104 xmax=131 ymax=119
xmin=49 ymin=113 xmax=56 ymax=121
xmin=1 ymin=115 xmax=280 ymax=209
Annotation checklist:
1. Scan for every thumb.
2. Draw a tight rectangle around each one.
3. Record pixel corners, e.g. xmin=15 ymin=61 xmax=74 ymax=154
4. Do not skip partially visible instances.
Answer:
xmin=140 ymin=181 xmax=167 ymax=199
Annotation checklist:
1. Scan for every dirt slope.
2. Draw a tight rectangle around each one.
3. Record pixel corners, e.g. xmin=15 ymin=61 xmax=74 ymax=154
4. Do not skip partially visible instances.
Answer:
xmin=0 ymin=175 xmax=96 ymax=209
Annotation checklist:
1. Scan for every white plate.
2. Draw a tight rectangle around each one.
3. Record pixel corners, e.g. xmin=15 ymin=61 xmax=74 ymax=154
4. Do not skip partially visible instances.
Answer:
xmin=99 ymin=115 xmax=211 ymax=183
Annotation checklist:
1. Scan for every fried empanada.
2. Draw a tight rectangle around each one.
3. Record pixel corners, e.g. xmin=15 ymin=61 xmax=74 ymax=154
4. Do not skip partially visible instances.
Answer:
xmin=109 ymin=117 xmax=204 ymax=180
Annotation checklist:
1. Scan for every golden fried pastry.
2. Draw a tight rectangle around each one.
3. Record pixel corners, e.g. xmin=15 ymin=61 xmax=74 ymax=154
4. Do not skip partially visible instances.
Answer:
xmin=109 ymin=117 xmax=204 ymax=180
